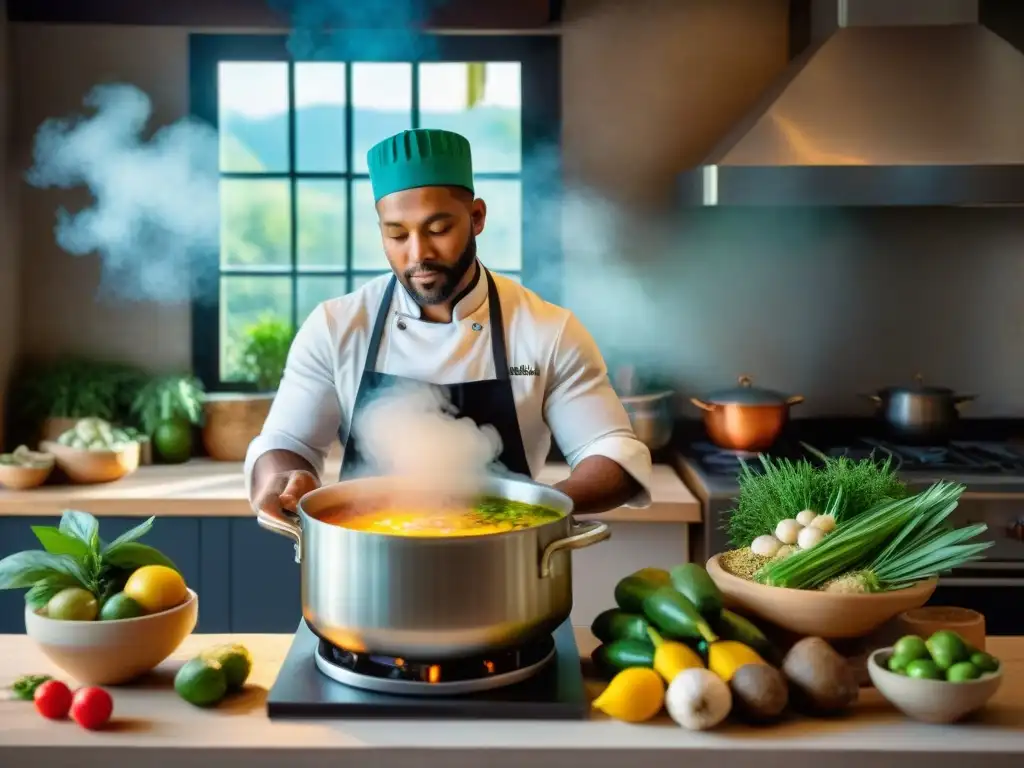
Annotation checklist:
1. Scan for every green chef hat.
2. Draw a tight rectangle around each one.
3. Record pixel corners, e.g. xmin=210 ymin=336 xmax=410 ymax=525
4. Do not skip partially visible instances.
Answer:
xmin=366 ymin=128 xmax=474 ymax=202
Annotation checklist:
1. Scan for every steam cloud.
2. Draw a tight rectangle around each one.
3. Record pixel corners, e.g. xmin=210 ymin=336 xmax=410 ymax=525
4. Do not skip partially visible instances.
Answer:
xmin=271 ymin=0 xmax=450 ymax=59
xmin=25 ymin=83 xmax=220 ymax=304
xmin=348 ymin=381 xmax=506 ymax=512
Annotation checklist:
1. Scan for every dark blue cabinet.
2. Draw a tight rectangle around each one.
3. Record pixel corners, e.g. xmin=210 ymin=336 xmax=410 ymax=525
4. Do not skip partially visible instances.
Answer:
xmin=0 ymin=516 xmax=204 ymax=634
xmin=229 ymin=518 xmax=302 ymax=632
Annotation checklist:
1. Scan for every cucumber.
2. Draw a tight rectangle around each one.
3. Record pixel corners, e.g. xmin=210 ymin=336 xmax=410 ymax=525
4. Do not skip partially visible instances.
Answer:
xmin=591 ymin=639 xmax=655 ymax=678
xmin=613 ymin=568 xmax=671 ymax=613
xmin=669 ymin=563 xmax=724 ymax=618
xmin=642 ymin=586 xmax=718 ymax=643
xmin=590 ymin=608 xmax=652 ymax=644
xmin=713 ymin=609 xmax=781 ymax=665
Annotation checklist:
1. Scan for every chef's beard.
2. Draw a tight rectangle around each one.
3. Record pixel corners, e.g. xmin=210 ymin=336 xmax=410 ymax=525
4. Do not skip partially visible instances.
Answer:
xmin=402 ymin=232 xmax=477 ymax=306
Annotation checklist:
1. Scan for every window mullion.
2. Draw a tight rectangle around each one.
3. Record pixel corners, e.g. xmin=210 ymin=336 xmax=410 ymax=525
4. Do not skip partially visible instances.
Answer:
xmin=288 ymin=60 xmax=299 ymax=331
xmin=344 ymin=62 xmax=355 ymax=293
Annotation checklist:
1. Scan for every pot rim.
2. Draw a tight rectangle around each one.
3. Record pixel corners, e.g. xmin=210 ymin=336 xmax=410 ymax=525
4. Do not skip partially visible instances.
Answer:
xmin=700 ymin=375 xmax=796 ymax=406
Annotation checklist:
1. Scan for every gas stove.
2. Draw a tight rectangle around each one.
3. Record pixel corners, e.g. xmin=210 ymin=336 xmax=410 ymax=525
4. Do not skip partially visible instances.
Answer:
xmin=266 ymin=619 xmax=589 ymax=718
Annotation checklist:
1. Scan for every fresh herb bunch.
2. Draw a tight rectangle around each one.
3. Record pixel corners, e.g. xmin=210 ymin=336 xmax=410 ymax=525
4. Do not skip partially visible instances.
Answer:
xmin=726 ymin=451 xmax=907 ymax=548
xmin=471 ymin=497 xmax=562 ymax=527
xmin=755 ymin=480 xmax=991 ymax=591
xmin=0 ymin=510 xmax=178 ymax=608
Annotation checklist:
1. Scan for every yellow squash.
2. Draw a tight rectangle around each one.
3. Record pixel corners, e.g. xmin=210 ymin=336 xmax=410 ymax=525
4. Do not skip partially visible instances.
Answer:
xmin=591 ymin=667 xmax=665 ymax=722
xmin=647 ymin=627 xmax=704 ymax=683
xmin=707 ymin=640 xmax=766 ymax=682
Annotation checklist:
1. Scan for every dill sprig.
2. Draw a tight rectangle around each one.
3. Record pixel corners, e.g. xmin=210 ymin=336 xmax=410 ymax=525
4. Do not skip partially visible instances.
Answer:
xmin=725 ymin=450 xmax=907 ymax=549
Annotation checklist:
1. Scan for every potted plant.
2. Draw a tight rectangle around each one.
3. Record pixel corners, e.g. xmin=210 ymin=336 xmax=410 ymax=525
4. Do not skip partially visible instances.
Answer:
xmin=131 ymin=375 xmax=205 ymax=464
xmin=8 ymin=359 xmax=147 ymax=445
xmin=202 ymin=315 xmax=294 ymax=462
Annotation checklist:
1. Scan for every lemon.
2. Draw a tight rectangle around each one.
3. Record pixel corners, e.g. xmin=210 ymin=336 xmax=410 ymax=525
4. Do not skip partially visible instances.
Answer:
xmin=592 ymin=667 xmax=665 ymax=722
xmin=124 ymin=565 xmax=188 ymax=613
xmin=46 ymin=587 xmax=99 ymax=621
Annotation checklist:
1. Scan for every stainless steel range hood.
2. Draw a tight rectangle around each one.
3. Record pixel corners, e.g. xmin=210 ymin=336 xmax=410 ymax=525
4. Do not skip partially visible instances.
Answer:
xmin=679 ymin=0 xmax=1024 ymax=207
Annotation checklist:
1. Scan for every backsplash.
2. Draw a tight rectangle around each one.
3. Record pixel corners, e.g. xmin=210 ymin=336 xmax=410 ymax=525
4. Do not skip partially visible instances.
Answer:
xmin=561 ymin=206 xmax=1024 ymax=418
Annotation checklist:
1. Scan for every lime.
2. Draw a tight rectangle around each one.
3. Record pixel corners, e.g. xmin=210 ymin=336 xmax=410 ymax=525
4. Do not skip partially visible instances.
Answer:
xmin=926 ymin=630 xmax=968 ymax=670
xmin=893 ymin=635 xmax=929 ymax=662
xmin=153 ymin=419 xmax=192 ymax=463
xmin=969 ymin=652 xmax=1000 ymax=673
xmin=201 ymin=643 xmax=252 ymax=691
xmin=887 ymin=653 xmax=912 ymax=674
xmin=174 ymin=657 xmax=228 ymax=707
xmin=905 ymin=659 xmax=943 ymax=680
xmin=946 ymin=661 xmax=981 ymax=682
xmin=99 ymin=592 xmax=144 ymax=621
xmin=46 ymin=587 xmax=99 ymax=621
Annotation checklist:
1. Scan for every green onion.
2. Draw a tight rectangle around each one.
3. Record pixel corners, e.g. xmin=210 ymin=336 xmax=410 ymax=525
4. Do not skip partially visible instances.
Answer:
xmin=754 ymin=481 xmax=978 ymax=590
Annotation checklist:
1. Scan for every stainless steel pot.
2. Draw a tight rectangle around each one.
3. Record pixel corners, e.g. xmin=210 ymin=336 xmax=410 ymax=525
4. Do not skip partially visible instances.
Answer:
xmin=861 ymin=374 xmax=977 ymax=443
xmin=257 ymin=475 xmax=610 ymax=660
xmin=690 ymin=375 xmax=804 ymax=452
xmin=620 ymin=391 xmax=675 ymax=450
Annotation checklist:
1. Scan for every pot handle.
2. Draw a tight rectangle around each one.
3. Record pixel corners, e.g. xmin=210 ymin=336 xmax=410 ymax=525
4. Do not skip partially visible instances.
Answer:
xmin=786 ymin=395 xmax=805 ymax=406
xmin=539 ymin=520 xmax=611 ymax=578
xmin=954 ymin=394 xmax=978 ymax=408
xmin=859 ymin=393 xmax=883 ymax=405
xmin=256 ymin=508 xmax=303 ymax=563
xmin=690 ymin=397 xmax=716 ymax=412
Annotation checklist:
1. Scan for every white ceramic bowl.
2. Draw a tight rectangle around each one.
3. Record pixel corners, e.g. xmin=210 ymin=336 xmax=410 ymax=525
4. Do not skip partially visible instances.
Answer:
xmin=25 ymin=589 xmax=198 ymax=685
xmin=867 ymin=647 xmax=1003 ymax=723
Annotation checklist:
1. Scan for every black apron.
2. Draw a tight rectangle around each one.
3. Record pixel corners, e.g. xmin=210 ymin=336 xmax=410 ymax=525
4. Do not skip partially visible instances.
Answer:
xmin=337 ymin=268 xmax=532 ymax=480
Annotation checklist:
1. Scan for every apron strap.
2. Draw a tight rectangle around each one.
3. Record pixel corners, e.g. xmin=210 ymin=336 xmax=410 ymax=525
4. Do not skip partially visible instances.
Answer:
xmin=363 ymin=275 xmax=398 ymax=373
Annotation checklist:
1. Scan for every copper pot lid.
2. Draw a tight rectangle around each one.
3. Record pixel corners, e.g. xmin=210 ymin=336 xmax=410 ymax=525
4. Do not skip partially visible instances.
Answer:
xmin=701 ymin=375 xmax=795 ymax=406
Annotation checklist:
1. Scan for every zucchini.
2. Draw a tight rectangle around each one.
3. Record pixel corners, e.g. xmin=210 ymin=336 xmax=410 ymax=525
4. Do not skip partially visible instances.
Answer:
xmin=590 ymin=608 xmax=652 ymax=644
xmin=613 ymin=568 xmax=671 ymax=613
xmin=669 ymin=563 xmax=723 ymax=618
xmin=591 ymin=639 xmax=655 ymax=679
xmin=712 ymin=609 xmax=781 ymax=665
xmin=642 ymin=586 xmax=718 ymax=643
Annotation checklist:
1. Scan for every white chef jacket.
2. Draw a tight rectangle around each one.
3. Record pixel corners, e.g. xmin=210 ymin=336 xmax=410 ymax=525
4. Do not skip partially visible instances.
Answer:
xmin=243 ymin=265 xmax=653 ymax=507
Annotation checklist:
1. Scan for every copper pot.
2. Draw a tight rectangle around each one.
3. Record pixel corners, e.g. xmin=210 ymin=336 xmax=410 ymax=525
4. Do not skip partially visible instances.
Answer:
xmin=690 ymin=375 xmax=804 ymax=452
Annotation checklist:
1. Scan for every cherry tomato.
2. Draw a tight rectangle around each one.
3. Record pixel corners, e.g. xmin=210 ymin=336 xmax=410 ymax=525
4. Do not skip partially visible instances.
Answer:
xmin=33 ymin=679 xmax=73 ymax=719
xmin=70 ymin=686 xmax=113 ymax=730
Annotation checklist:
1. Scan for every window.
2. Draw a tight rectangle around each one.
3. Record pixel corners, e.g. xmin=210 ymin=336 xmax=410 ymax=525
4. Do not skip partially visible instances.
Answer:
xmin=189 ymin=35 xmax=561 ymax=391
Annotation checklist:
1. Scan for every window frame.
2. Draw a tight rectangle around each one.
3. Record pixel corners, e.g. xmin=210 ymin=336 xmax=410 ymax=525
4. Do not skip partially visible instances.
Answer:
xmin=188 ymin=33 xmax=561 ymax=392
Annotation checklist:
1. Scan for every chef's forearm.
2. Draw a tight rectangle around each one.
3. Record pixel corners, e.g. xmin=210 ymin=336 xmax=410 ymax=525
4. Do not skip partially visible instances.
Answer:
xmin=554 ymin=455 xmax=642 ymax=514
xmin=251 ymin=449 xmax=318 ymax=497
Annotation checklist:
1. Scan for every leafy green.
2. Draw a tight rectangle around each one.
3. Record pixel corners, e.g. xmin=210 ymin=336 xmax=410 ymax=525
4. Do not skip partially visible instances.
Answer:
xmin=10 ymin=674 xmax=53 ymax=700
xmin=0 ymin=509 xmax=179 ymax=609
xmin=470 ymin=496 xmax=563 ymax=527
xmin=726 ymin=450 xmax=907 ymax=548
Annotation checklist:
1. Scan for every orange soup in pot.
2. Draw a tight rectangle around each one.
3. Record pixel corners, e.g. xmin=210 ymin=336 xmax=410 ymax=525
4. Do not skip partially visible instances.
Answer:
xmin=319 ymin=496 xmax=563 ymax=537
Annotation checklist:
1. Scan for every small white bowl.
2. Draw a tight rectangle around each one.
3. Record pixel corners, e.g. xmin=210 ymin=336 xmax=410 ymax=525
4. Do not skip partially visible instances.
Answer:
xmin=25 ymin=589 xmax=198 ymax=685
xmin=867 ymin=647 xmax=1003 ymax=724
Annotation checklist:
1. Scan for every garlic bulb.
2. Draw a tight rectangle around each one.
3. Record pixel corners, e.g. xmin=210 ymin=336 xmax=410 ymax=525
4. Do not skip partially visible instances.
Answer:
xmin=665 ymin=668 xmax=732 ymax=731
xmin=797 ymin=525 xmax=826 ymax=550
xmin=750 ymin=535 xmax=782 ymax=557
xmin=774 ymin=544 xmax=797 ymax=560
xmin=796 ymin=509 xmax=817 ymax=526
xmin=774 ymin=519 xmax=803 ymax=545
xmin=810 ymin=514 xmax=836 ymax=533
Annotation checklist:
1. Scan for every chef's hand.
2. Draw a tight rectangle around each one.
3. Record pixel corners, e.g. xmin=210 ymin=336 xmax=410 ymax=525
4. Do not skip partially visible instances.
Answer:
xmin=252 ymin=468 xmax=320 ymax=521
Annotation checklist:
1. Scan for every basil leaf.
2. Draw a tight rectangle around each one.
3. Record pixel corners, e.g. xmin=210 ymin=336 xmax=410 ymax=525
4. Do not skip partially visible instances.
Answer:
xmin=59 ymin=510 xmax=100 ymax=552
xmin=25 ymin=574 xmax=79 ymax=609
xmin=11 ymin=675 xmax=53 ymax=700
xmin=31 ymin=526 xmax=91 ymax=558
xmin=0 ymin=551 xmax=88 ymax=590
xmin=102 ymin=542 xmax=178 ymax=572
xmin=100 ymin=516 xmax=155 ymax=555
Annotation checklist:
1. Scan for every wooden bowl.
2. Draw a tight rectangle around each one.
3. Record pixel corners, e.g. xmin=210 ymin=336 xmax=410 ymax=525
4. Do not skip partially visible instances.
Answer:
xmin=868 ymin=647 xmax=1002 ymax=723
xmin=0 ymin=462 xmax=54 ymax=490
xmin=705 ymin=554 xmax=937 ymax=639
xmin=24 ymin=589 xmax=198 ymax=686
xmin=40 ymin=440 xmax=140 ymax=484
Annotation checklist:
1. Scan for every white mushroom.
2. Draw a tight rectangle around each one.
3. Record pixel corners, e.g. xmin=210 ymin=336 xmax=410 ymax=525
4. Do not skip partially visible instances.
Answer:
xmin=774 ymin=519 xmax=803 ymax=545
xmin=750 ymin=535 xmax=783 ymax=557
xmin=810 ymin=514 xmax=836 ymax=533
xmin=796 ymin=509 xmax=818 ymax=527
xmin=797 ymin=525 xmax=826 ymax=550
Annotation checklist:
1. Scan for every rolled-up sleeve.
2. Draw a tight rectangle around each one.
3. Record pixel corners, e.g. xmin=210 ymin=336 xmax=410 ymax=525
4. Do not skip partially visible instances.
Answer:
xmin=543 ymin=312 xmax=653 ymax=508
xmin=243 ymin=303 xmax=342 ymax=496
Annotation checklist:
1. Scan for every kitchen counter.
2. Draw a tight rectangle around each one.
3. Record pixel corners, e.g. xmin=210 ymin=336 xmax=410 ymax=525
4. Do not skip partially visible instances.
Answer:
xmin=1 ymin=630 xmax=1022 ymax=768
xmin=0 ymin=460 xmax=701 ymax=523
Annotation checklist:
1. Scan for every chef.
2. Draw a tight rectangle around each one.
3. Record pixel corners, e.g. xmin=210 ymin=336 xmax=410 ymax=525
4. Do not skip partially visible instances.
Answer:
xmin=247 ymin=128 xmax=652 ymax=527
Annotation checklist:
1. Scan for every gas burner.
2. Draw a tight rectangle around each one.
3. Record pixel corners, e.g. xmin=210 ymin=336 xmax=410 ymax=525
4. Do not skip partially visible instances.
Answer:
xmin=689 ymin=442 xmax=761 ymax=468
xmin=313 ymin=635 xmax=556 ymax=696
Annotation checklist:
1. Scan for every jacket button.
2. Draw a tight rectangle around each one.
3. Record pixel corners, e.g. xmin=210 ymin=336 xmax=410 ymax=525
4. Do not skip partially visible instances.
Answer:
xmin=397 ymin=320 xmax=407 ymax=330
xmin=472 ymin=322 xmax=483 ymax=331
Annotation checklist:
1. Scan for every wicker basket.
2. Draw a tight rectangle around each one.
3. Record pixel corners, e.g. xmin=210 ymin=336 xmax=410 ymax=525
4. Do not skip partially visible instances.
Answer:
xmin=201 ymin=393 xmax=274 ymax=461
